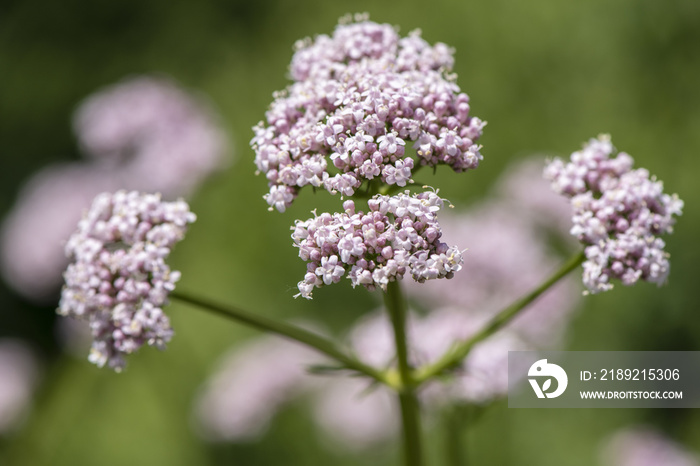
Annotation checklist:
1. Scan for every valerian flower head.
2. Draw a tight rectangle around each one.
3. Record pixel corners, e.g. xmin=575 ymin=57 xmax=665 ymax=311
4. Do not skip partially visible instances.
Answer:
xmin=545 ymin=135 xmax=683 ymax=293
xmin=292 ymin=190 xmax=463 ymax=298
xmin=251 ymin=15 xmax=485 ymax=212
xmin=58 ymin=191 xmax=196 ymax=371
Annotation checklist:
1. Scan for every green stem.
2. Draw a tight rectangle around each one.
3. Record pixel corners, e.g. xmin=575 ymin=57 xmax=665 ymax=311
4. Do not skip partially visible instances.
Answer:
xmin=445 ymin=407 xmax=466 ymax=466
xmin=415 ymin=250 xmax=586 ymax=384
xmin=171 ymin=291 xmax=391 ymax=387
xmin=385 ymin=281 xmax=424 ymax=466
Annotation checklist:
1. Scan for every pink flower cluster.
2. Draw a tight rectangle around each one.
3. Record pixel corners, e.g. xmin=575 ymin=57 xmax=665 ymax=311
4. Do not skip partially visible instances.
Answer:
xmin=292 ymin=190 xmax=463 ymax=298
xmin=251 ymin=15 xmax=485 ymax=212
xmin=58 ymin=191 xmax=195 ymax=371
xmin=545 ymin=135 xmax=683 ymax=293
xmin=195 ymin=159 xmax=585 ymax=450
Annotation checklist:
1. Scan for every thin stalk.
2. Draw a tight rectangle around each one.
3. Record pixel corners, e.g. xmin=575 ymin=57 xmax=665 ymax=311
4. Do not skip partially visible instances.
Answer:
xmin=445 ymin=407 xmax=466 ymax=466
xmin=385 ymin=280 xmax=424 ymax=466
xmin=171 ymin=291 xmax=391 ymax=387
xmin=415 ymin=250 xmax=585 ymax=384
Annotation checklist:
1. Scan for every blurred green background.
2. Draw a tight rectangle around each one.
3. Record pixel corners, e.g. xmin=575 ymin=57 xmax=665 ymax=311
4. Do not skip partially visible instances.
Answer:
xmin=1 ymin=0 xmax=699 ymax=464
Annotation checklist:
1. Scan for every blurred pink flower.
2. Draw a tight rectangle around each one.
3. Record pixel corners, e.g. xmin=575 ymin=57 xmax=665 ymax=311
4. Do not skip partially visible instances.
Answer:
xmin=195 ymin=308 xmax=529 ymax=450
xmin=495 ymin=157 xmax=573 ymax=234
xmin=312 ymin=377 xmax=397 ymax=450
xmin=1 ymin=164 xmax=119 ymax=301
xmin=74 ymin=76 xmax=229 ymax=198
xmin=409 ymin=201 xmax=579 ymax=346
xmin=195 ymin=335 xmax=323 ymax=441
xmin=0 ymin=339 xmax=39 ymax=434
xmin=1 ymin=76 xmax=229 ymax=302
xmin=404 ymin=156 xmax=582 ymax=346
xmin=347 ymin=309 xmax=529 ymax=406
xmin=601 ymin=427 xmax=699 ymax=466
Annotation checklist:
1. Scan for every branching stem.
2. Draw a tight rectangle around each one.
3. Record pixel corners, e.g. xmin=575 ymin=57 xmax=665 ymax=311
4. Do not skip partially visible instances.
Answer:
xmin=171 ymin=291 xmax=392 ymax=387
